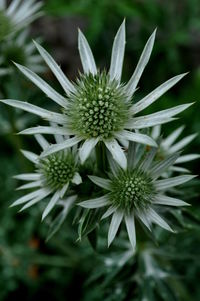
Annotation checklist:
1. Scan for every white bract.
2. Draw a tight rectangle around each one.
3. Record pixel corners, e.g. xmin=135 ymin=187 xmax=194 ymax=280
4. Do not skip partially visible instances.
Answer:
xmin=78 ymin=143 xmax=195 ymax=248
xmin=12 ymin=131 xmax=82 ymax=221
xmin=0 ymin=29 xmax=45 ymax=75
xmin=0 ymin=21 xmax=193 ymax=168
xmin=0 ymin=0 xmax=43 ymax=40
xmin=152 ymin=125 xmax=200 ymax=173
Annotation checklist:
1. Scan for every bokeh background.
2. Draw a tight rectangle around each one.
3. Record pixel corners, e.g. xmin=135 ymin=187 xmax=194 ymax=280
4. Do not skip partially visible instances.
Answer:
xmin=0 ymin=0 xmax=200 ymax=300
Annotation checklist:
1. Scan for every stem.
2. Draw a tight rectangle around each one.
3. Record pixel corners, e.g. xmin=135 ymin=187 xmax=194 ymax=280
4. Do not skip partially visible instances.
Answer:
xmin=95 ymin=141 xmax=108 ymax=173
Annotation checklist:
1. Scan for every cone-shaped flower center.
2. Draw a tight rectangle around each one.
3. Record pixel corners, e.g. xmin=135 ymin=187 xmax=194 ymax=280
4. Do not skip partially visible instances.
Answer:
xmin=40 ymin=152 xmax=76 ymax=189
xmin=110 ymin=170 xmax=155 ymax=213
xmin=0 ymin=11 xmax=12 ymax=41
xmin=67 ymin=72 xmax=130 ymax=139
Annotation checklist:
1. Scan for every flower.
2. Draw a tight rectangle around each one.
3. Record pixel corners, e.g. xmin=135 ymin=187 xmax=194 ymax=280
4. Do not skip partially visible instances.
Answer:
xmin=1 ymin=21 xmax=192 ymax=168
xmin=12 ymin=131 xmax=82 ymax=220
xmin=78 ymin=143 xmax=195 ymax=248
xmin=0 ymin=0 xmax=43 ymax=41
xmin=0 ymin=29 xmax=45 ymax=76
xmin=151 ymin=125 xmax=200 ymax=173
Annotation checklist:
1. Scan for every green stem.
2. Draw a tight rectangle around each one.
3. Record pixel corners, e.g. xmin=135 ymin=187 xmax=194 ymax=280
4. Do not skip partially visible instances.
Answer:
xmin=95 ymin=141 xmax=108 ymax=173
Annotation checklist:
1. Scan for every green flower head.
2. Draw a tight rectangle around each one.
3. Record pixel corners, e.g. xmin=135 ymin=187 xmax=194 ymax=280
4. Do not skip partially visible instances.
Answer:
xmin=11 ymin=133 xmax=81 ymax=221
xmin=1 ymin=20 xmax=192 ymax=169
xmin=79 ymin=143 xmax=195 ymax=248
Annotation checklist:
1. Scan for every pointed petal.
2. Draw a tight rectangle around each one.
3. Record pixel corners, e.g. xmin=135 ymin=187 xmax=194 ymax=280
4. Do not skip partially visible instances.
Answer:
xmin=108 ymin=210 xmax=123 ymax=247
xmin=101 ymin=206 xmax=116 ymax=220
xmin=124 ymin=29 xmax=156 ymax=96
xmin=35 ymin=134 xmax=49 ymax=150
xmin=147 ymin=208 xmax=173 ymax=232
xmin=11 ymin=188 xmax=47 ymax=206
xmin=42 ymin=190 xmax=60 ymax=221
xmin=14 ymin=173 xmax=41 ymax=181
xmin=162 ymin=126 xmax=185 ymax=149
xmin=72 ymin=172 xmax=82 ymax=185
xmin=46 ymin=195 xmax=77 ymax=241
xmin=127 ymin=103 xmax=193 ymax=129
xmin=59 ymin=183 xmax=69 ymax=198
xmin=109 ymin=19 xmax=126 ymax=81
xmin=107 ymin=151 xmax=121 ymax=176
xmin=169 ymin=166 xmax=190 ymax=173
xmin=139 ymin=147 xmax=157 ymax=172
xmin=78 ymin=195 xmax=109 ymax=208
xmin=176 ymin=154 xmax=200 ymax=163
xmin=151 ymin=125 xmax=161 ymax=140
xmin=0 ymin=99 xmax=67 ymax=123
xmin=150 ymin=152 xmax=180 ymax=179
xmin=125 ymin=213 xmax=136 ymax=248
xmin=115 ymin=130 xmax=157 ymax=147
xmin=88 ymin=175 xmax=112 ymax=190
xmin=17 ymin=180 xmax=42 ymax=190
xmin=19 ymin=126 xmax=73 ymax=136
xmin=105 ymin=139 xmax=127 ymax=170
xmin=19 ymin=189 xmax=52 ymax=211
xmin=40 ymin=136 xmax=82 ymax=158
xmin=130 ymin=73 xmax=188 ymax=114
xmin=127 ymin=117 xmax=177 ymax=129
xmin=7 ymin=0 xmax=21 ymax=15
xmin=153 ymin=195 xmax=190 ymax=206
xmin=21 ymin=149 xmax=38 ymax=163
xmin=33 ymin=41 xmax=75 ymax=94
xmin=169 ymin=133 xmax=198 ymax=153
xmin=78 ymin=29 xmax=97 ymax=75
xmin=136 ymin=209 xmax=152 ymax=231
xmin=79 ymin=138 xmax=99 ymax=163
xmin=14 ymin=63 xmax=68 ymax=108
xmin=155 ymin=175 xmax=196 ymax=190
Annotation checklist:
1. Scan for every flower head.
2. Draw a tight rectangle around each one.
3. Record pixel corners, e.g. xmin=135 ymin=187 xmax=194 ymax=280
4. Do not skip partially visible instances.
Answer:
xmin=79 ymin=143 xmax=195 ymax=248
xmin=0 ymin=30 xmax=45 ymax=76
xmin=152 ymin=125 xmax=200 ymax=173
xmin=0 ymin=0 xmax=43 ymax=41
xmin=12 ymin=131 xmax=81 ymax=220
xmin=1 ymin=21 xmax=192 ymax=168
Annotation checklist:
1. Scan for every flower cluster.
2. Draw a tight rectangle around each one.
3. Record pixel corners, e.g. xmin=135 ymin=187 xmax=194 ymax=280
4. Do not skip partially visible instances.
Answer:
xmin=0 ymin=0 xmax=44 ymax=76
xmin=13 ymin=131 xmax=81 ymax=221
xmin=0 ymin=20 xmax=198 ymax=248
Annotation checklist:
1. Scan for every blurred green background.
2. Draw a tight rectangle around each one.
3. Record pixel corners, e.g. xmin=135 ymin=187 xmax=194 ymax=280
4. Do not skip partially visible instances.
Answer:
xmin=0 ymin=0 xmax=200 ymax=300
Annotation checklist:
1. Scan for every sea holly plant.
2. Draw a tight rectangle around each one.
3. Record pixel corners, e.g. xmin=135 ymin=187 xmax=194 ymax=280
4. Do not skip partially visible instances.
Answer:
xmin=79 ymin=143 xmax=195 ymax=248
xmin=0 ymin=20 xmax=198 ymax=250
xmin=151 ymin=125 xmax=200 ymax=173
xmin=0 ymin=0 xmax=43 ymax=41
xmin=0 ymin=20 xmax=193 ymax=169
xmin=12 ymin=131 xmax=81 ymax=221
xmin=0 ymin=29 xmax=45 ymax=76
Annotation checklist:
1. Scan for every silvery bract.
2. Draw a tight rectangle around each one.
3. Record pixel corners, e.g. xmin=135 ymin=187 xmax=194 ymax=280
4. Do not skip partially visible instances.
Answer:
xmin=79 ymin=143 xmax=195 ymax=248
xmin=0 ymin=0 xmax=43 ymax=40
xmin=152 ymin=125 xmax=200 ymax=173
xmin=12 ymin=130 xmax=81 ymax=221
xmin=0 ymin=20 xmax=193 ymax=168
xmin=0 ymin=29 xmax=45 ymax=76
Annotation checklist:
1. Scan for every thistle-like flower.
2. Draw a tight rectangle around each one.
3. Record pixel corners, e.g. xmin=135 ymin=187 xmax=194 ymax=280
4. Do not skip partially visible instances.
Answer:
xmin=0 ymin=29 xmax=45 ymax=75
xmin=0 ymin=0 xmax=43 ymax=41
xmin=79 ymin=143 xmax=195 ymax=248
xmin=152 ymin=125 xmax=200 ymax=173
xmin=12 ymin=132 xmax=81 ymax=220
xmin=0 ymin=21 xmax=192 ymax=168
